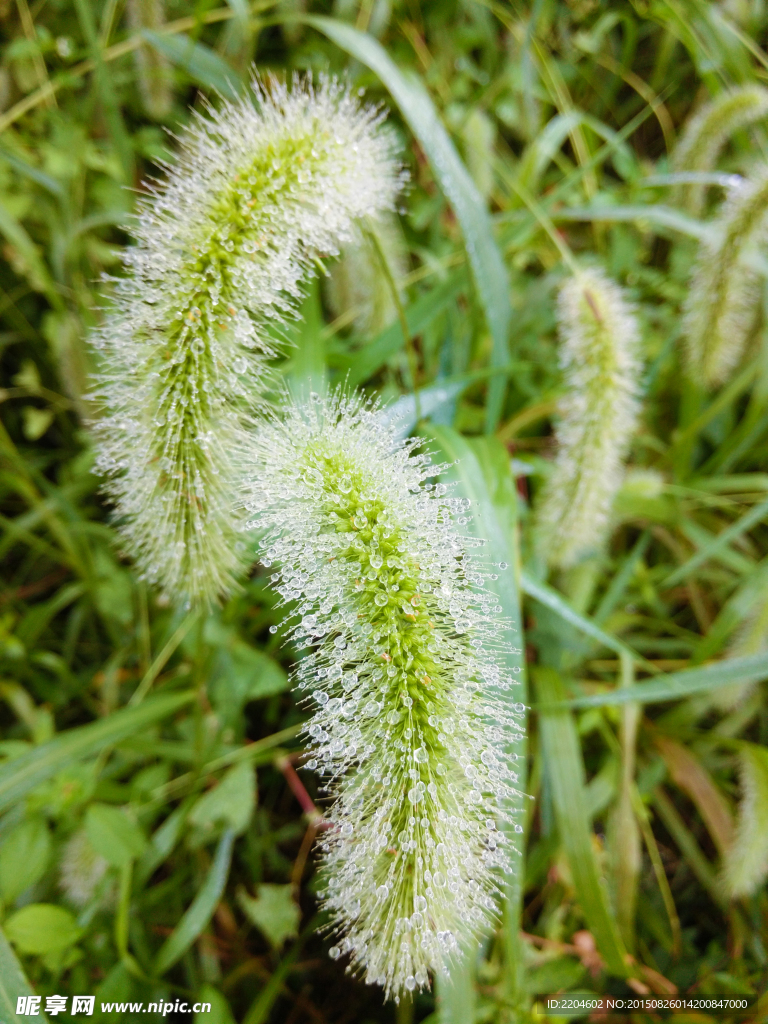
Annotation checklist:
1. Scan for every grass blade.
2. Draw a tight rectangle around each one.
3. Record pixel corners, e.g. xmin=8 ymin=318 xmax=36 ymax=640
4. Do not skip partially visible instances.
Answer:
xmin=307 ymin=17 xmax=512 ymax=431
xmin=332 ymin=269 xmax=466 ymax=387
xmin=549 ymin=653 xmax=768 ymax=710
xmin=662 ymin=496 xmax=768 ymax=587
xmin=155 ymin=828 xmax=235 ymax=975
xmin=142 ymin=30 xmax=244 ymax=101
xmin=0 ymin=692 xmax=194 ymax=814
xmin=0 ymin=926 xmax=49 ymax=1023
xmin=522 ymin=570 xmax=649 ymax=665
xmin=535 ymin=667 xmax=628 ymax=977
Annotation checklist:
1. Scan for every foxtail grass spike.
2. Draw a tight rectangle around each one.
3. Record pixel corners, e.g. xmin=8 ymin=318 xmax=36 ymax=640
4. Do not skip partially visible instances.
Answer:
xmin=713 ymin=564 xmax=768 ymax=710
xmin=723 ymin=742 xmax=768 ymax=898
xmin=91 ymin=76 xmax=402 ymax=606
xmin=243 ymin=392 xmax=524 ymax=1000
xmin=673 ymin=85 xmax=768 ymax=215
xmin=59 ymin=830 xmax=109 ymax=908
xmin=683 ymin=166 xmax=768 ymax=388
xmin=127 ymin=0 xmax=173 ymax=121
xmin=537 ymin=267 xmax=641 ymax=569
xmin=324 ymin=215 xmax=407 ymax=336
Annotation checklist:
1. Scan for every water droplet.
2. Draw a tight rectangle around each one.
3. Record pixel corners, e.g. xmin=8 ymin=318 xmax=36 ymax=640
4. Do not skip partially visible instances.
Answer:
xmin=414 ymin=895 xmax=427 ymax=912
xmin=329 ymin=945 xmax=341 ymax=960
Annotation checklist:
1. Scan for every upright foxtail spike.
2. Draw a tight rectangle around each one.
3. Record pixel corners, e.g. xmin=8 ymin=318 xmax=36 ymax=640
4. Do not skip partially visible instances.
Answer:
xmin=242 ymin=392 xmax=524 ymax=1000
xmin=537 ymin=267 xmax=641 ymax=569
xmin=683 ymin=166 xmax=768 ymax=388
xmin=673 ymin=85 xmax=768 ymax=215
xmin=90 ymin=76 xmax=403 ymax=606
xmin=723 ymin=742 xmax=768 ymax=899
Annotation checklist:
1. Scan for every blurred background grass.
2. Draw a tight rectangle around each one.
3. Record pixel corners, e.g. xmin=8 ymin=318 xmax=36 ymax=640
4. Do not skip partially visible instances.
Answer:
xmin=1 ymin=0 xmax=768 ymax=1021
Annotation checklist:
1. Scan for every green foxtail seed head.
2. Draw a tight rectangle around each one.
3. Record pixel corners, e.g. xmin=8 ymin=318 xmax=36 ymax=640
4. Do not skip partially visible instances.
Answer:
xmin=712 ymin=562 xmax=768 ymax=710
xmin=59 ymin=830 xmax=109 ymax=908
xmin=723 ymin=742 xmax=768 ymax=898
xmin=537 ymin=267 xmax=641 ymax=568
xmin=242 ymin=393 xmax=524 ymax=1000
xmin=126 ymin=0 xmax=173 ymax=120
xmin=683 ymin=166 xmax=768 ymax=388
xmin=324 ymin=215 xmax=407 ymax=336
xmin=91 ymin=75 xmax=403 ymax=606
xmin=673 ymin=85 xmax=768 ymax=215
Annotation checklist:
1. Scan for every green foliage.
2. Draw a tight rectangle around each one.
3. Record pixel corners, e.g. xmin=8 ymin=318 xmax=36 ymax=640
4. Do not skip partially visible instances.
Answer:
xmin=2 ymin=0 xmax=768 ymax=1020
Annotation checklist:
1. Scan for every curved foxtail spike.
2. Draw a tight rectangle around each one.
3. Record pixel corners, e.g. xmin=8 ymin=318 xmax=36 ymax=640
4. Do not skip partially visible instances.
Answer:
xmin=723 ymin=743 xmax=768 ymax=899
xmin=673 ymin=85 xmax=768 ymax=215
xmin=91 ymin=75 xmax=403 ymax=607
xmin=537 ymin=267 xmax=641 ymax=569
xmin=683 ymin=166 xmax=768 ymax=389
xmin=243 ymin=392 xmax=524 ymax=1000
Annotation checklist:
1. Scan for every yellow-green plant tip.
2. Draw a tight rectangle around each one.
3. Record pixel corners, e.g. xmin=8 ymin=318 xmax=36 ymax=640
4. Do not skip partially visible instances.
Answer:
xmin=127 ymin=0 xmax=173 ymax=121
xmin=243 ymin=392 xmax=525 ymax=1000
xmin=91 ymin=75 xmax=403 ymax=607
xmin=723 ymin=743 xmax=768 ymax=898
xmin=673 ymin=85 xmax=768 ymax=215
xmin=683 ymin=167 xmax=768 ymax=388
xmin=537 ymin=267 xmax=641 ymax=569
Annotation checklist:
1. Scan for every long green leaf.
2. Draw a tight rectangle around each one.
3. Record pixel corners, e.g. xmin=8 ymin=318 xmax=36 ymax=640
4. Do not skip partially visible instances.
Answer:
xmin=663 ymin=496 xmax=768 ymax=587
xmin=307 ymin=17 xmax=511 ymax=431
xmin=535 ymin=668 xmax=628 ymax=977
xmin=0 ymin=692 xmax=194 ymax=814
xmin=155 ymin=828 xmax=235 ymax=975
xmin=143 ymin=30 xmax=244 ymax=101
xmin=0 ymin=926 xmax=49 ymax=1023
xmin=521 ymin=570 xmax=649 ymax=666
xmin=427 ymin=427 xmax=527 ymax=1018
xmin=544 ymin=653 xmax=768 ymax=710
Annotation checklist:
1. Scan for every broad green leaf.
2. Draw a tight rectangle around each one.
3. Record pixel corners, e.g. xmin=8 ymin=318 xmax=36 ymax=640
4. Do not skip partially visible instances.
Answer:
xmin=155 ymin=829 xmax=235 ymax=976
xmin=237 ymin=883 xmax=300 ymax=948
xmin=0 ymin=816 xmax=51 ymax=902
xmin=0 ymin=925 xmax=49 ymax=1023
xmin=203 ymin=619 xmax=288 ymax=732
xmin=535 ymin=668 xmax=628 ymax=977
xmin=724 ymin=742 xmax=768 ymax=898
xmin=550 ymin=652 xmax=768 ymax=710
xmin=427 ymin=427 xmax=527 ymax=1015
xmin=142 ymin=31 xmax=244 ymax=102
xmin=85 ymin=804 xmax=147 ymax=869
xmin=196 ymin=985 xmax=236 ymax=1024
xmin=188 ymin=762 xmax=256 ymax=837
xmin=308 ymin=17 xmax=511 ymax=430
xmin=4 ymin=904 xmax=81 ymax=956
